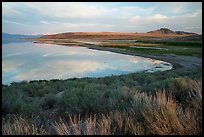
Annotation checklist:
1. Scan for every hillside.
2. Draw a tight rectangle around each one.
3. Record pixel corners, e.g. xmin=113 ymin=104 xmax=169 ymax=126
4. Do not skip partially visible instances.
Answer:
xmin=38 ymin=32 xmax=139 ymax=40
xmin=37 ymin=28 xmax=196 ymax=40
xmin=175 ymin=31 xmax=196 ymax=35
xmin=147 ymin=28 xmax=176 ymax=35
xmin=147 ymin=28 xmax=197 ymax=35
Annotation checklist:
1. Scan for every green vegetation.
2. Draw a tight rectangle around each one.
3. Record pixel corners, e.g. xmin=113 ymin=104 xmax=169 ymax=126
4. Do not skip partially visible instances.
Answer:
xmin=2 ymin=66 xmax=202 ymax=135
xmin=100 ymin=39 xmax=202 ymax=56
xmin=104 ymin=45 xmax=202 ymax=56
xmin=135 ymin=40 xmax=202 ymax=47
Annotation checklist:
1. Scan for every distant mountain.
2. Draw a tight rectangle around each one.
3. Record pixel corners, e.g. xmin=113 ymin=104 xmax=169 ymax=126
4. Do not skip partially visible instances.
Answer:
xmin=147 ymin=28 xmax=197 ymax=35
xmin=175 ymin=31 xmax=196 ymax=35
xmin=147 ymin=28 xmax=176 ymax=35
xmin=2 ymin=33 xmax=44 ymax=39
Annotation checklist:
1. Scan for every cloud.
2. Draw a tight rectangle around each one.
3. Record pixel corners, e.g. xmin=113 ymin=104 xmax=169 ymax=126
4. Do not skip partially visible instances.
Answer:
xmin=2 ymin=2 xmax=202 ymax=34
xmin=40 ymin=20 xmax=50 ymax=24
xmin=12 ymin=60 xmax=106 ymax=81
xmin=153 ymin=2 xmax=201 ymax=15
xmin=128 ymin=9 xmax=202 ymax=34
xmin=22 ymin=2 xmax=107 ymax=19
xmin=2 ymin=3 xmax=23 ymax=17
xmin=129 ymin=14 xmax=168 ymax=27
xmin=2 ymin=59 xmax=26 ymax=73
xmin=186 ymin=9 xmax=202 ymax=18
xmin=130 ymin=16 xmax=141 ymax=22
xmin=184 ymin=26 xmax=202 ymax=30
xmin=3 ymin=19 xmax=28 ymax=26
xmin=147 ymin=14 xmax=167 ymax=21
xmin=108 ymin=5 xmax=156 ymax=17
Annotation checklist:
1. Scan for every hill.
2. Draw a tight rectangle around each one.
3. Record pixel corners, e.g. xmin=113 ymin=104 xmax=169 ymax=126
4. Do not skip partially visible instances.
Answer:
xmin=175 ymin=31 xmax=196 ymax=35
xmin=37 ymin=28 xmax=197 ymax=40
xmin=147 ymin=28 xmax=176 ymax=35
xmin=38 ymin=32 xmax=139 ymax=40
xmin=147 ymin=28 xmax=197 ymax=35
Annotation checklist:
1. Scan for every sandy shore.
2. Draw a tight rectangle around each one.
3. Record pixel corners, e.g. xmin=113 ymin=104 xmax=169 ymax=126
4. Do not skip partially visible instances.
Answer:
xmin=34 ymin=40 xmax=202 ymax=70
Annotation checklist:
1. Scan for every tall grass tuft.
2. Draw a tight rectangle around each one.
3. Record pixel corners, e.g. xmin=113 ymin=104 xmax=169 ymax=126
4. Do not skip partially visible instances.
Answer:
xmin=2 ymin=115 xmax=47 ymax=135
xmin=142 ymin=88 xmax=202 ymax=135
xmin=52 ymin=114 xmax=112 ymax=135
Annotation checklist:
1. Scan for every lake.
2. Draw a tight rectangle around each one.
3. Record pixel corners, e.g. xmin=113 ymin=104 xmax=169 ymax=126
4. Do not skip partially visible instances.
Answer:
xmin=2 ymin=40 xmax=173 ymax=85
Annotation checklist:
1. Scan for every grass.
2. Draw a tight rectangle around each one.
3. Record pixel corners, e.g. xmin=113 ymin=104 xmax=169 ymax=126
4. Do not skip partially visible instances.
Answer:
xmin=103 ymin=45 xmax=201 ymax=56
xmin=135 ymin=40 xmax=202 ymax=47
xmin=100 ymin=39 xmax=202 ymax=56
xmin=2 ymin=115 xmax=48 ymax=135
xmin=2 ymin=66 xmax=202 ymax=135
xmin=142 ymin=91 xmax=201 ymax=135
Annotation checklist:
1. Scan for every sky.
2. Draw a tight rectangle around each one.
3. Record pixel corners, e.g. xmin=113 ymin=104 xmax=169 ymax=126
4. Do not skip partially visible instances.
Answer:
xmin=2 ymin=2 xmax=202 ymax=35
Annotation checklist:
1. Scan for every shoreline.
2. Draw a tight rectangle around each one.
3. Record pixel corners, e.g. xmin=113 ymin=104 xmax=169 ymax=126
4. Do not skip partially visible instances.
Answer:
xmin=34 ymin=40 xmax=202 ymax=70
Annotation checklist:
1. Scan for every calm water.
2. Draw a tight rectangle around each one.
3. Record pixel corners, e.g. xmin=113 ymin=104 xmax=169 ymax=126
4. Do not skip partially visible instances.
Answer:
xmin=2 ymin=41 xmax=173 ymax=85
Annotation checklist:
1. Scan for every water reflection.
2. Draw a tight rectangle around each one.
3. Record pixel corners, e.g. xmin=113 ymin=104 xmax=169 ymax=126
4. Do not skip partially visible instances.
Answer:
xmin=2 ymin=38 xmax=34 ymax=45
xmin=2 ymin=42 xmax=173 ymax=85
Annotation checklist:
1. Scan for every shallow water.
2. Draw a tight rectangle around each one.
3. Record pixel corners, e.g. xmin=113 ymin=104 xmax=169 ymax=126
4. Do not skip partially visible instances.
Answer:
xmin=2 ymin=41 xmax=173 ymax=85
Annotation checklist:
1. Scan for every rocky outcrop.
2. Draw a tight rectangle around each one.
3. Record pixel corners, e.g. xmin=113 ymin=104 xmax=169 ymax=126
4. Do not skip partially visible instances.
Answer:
xmin=147 ymin=28 xmax=176 ymax=34
xmin=175 ymin=31 xmax=196 ymax=35
xmin=147 ymin=28 xmax=197 ymax=35
xmin=56 ymin=91 xmax=64 ymax=98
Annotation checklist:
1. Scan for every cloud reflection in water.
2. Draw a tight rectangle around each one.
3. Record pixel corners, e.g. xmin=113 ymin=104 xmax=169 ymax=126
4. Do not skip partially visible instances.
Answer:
xmin=2 ymin=42 xmax=172 ymax=85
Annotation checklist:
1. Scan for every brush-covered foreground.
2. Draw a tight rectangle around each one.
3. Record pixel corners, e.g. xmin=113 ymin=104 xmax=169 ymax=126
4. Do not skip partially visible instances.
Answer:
xmin=2 ymin=67 xmax=202 ymax=135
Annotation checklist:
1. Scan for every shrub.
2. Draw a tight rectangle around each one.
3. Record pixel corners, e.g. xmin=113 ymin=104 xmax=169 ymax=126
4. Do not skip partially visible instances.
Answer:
xmin=2 ymin=88 xmax=24 ymax=115
xmin=169 ymin=77 xmax=201 ymax=106
xmin=42 ymin=93 xmax=58 ymax=110
xmin=57 ymin=87 xmax=104 ymax=115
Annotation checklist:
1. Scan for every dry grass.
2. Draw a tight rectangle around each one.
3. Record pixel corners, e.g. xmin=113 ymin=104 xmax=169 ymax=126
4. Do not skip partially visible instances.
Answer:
xmin=39 ymin=31 xmax=187 ymax=40
xmin=2 ymin=115 xmax=48 ymax=135
xmin=52 ymin=112 xmax=144 ymax=135
xmin=52 ymin=114 xmax=112 ymax=135
xmin=142 ymin=86 xmax=202 ymax=135
xmin=190 ymin=80 xmax=202 ymax=111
